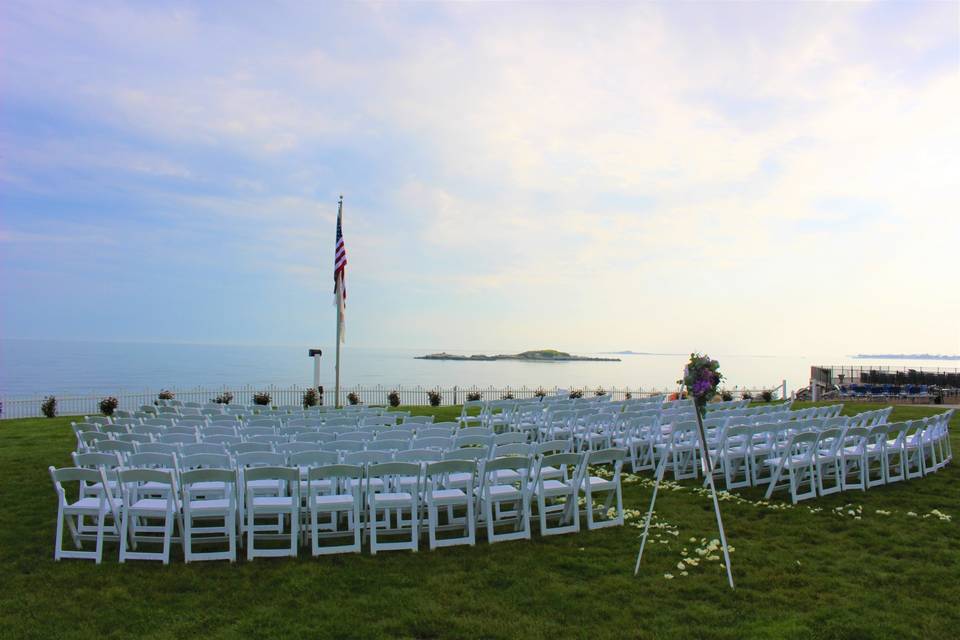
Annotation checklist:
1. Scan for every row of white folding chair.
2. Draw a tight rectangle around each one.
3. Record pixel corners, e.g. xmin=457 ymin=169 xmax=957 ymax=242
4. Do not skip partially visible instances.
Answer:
xmin=54 ymin=446 xmax=626 ymax=562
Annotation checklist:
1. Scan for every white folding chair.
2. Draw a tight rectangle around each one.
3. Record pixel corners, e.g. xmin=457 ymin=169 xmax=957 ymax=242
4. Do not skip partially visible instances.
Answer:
xmin=180 ymin=468 xmax=237 ymax=562
xmin=581 ymin=448 xmax=626 ymax=529
xmin=243 ymin=466 xmax=300 ymax=559
xmin=307 ymin=464 xmax=363 ymax=555
xmin=424 ymin=460 xmax=477 ymax=549
xmin=49 ymin=466 xmax=120 ymax=564
xmin=118 ymin=468 xmax=182 ymax=564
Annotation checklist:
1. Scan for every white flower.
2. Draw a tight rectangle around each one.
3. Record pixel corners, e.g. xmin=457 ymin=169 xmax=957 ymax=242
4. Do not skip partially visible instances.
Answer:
xmin=664 ymin=573 xmax=674 ymax=580
xmin=677 ymin=562 xmax=685 ymax=570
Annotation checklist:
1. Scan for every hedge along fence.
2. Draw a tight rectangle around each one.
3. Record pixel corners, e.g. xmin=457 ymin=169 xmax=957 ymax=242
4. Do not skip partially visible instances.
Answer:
xmin=0 ymin=383 xmax=785 ymax=419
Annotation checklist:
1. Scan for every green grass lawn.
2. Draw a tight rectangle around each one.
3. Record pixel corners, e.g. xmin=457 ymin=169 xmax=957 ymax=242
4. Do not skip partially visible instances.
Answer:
xmin=1 ymin=403 xmax=957 ymax=639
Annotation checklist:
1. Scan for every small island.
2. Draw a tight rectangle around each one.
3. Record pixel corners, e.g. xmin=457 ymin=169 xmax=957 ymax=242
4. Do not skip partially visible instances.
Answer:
xmin=415 ymin=349 xmax=621 ymax=362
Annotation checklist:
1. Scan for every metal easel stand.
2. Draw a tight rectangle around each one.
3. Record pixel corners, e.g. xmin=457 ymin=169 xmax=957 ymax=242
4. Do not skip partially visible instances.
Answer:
xmin=633 ymin=393 xmax=735 ymax=589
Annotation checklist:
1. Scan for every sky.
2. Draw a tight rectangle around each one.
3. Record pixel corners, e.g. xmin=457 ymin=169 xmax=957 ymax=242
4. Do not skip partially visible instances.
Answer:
xmin=1 ymin=1 xmax=958 ymax=356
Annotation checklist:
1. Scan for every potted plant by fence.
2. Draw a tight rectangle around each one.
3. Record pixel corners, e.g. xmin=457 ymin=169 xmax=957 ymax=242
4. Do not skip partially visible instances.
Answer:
xmin=41 ymin=396 xmax=57 ymax=418
xmin=568 ymin=389 xmax=583 ymax=399
xmin=388 ymin=390 xmax=401 ymax=408
xmin=213 ymin=391 xmax=234 ymax=404
xmin=158 ymin=390 xmax=175 ymax=401
xmin=99 ymin=396 xmax=119 ymax=416
xmin=426 ymin=390 xmax=442 ymax=407
xmin=501 ymin=392 xmax=514 ymax=400
xmin=760 ymin=389 xmax=774 ymax=403
xmin=721 ymin=390 xmax=733 ymax=401
xmin=534 ymin=388 xmax=547 ymax=399
xmin=302 ymin=388 xmax=320 ymax=409
xmin=741 ymin=391 xmax=753 ymax=400
xmin=594 ymin=387 xmax=607 ymax=397
xmin=347 ymin=392 xmax=360 ymax=405
xmin=466 ymin=391 xmax=481 ymax=402
xmin=252 ymin=392 xmax=271 ymax=406
xmin=625 ymin=392 xmax=633 ymax=400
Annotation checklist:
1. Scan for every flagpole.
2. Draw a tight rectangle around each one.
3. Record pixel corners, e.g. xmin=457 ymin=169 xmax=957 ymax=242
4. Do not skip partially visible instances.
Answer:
xmin=334 ymin=194 xmax=343 ymax=409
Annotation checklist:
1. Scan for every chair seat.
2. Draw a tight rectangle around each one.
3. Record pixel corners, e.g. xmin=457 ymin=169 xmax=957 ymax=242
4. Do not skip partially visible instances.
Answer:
xmin=189 ymin=481 xmax=227 ymax=493
xmin=764 ymin=455 xmax=813 ymax=468
xmin=129 ymin=498 xmax=172 ymax=512
xmin=247 ymin=479 xmax=282 ymax=490
xmin=188 ymin=498 xmax=231 ymax=511
xmin=312 ymin=494 xmax=354 ymax=507
xmin=68 ymin=497 xmax=110 ymax=511
xmin=370 ymin=492 xmax=414 ymax=507
xmin=428 ymin=488 xmax=467 ymax=503
xmin=485 ymin=485 xmax=522 ymax=499
xmin=583 ymin=476 xmax=615 ymax=491
xmin=493 ymin=469 xmax=521 ymax=482
xmin=251 ymin=496 xmax=296 ymax=508
xmin=534 ymin=479 xmax=573 ymax=496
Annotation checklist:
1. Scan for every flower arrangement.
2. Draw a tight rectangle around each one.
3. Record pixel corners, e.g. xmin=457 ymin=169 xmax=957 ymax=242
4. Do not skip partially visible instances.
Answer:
xmin=594 ymin=387 xmax=607 ymax=397
xmin=213 ymin=391 xmax=234 ymax=404
xmin=41 ymin=395 xmax=57 ymax=418
xmin=501 ymin=392 xmax=515 ymax=400
xmin=158 ymin=389 xmax=175 ymax=400
xmin=347 ymin=392 xmax=360 ymax=405
xmin=252 ymin=392 xmax=272 ymax=406
xmin=568 ymin=389 xmax=583 ymax=399
xmin=387 ymin=390 xmax=401 ymax=407
xmin=624 ymin=392 xmax=633 ymax=400
xmin=426 ymin=390 xmax=441 ymax=406
xmin=682 ymin=353 xmax=723 ymax=415
xmin=466 ymin=391 xmax=482 ymax=402
xmin=534 ymin=388 xmax=548 ymax=399
xmin=302 ymin=388 xmax=320 ymax=408
xmin=99 ymin=396 xmax=119 ymax=416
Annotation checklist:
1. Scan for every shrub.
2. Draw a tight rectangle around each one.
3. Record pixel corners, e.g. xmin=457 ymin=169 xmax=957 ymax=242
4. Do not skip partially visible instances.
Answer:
xmin=624 ymin=392 xmax=632 ymax=400
xmin=99 ymin=396 xmax=119 ymax=416
xmin=426 ymin=390 xmax=441 ymax=406
xmin=721 ymin=390 xmax=733 ymax=401
xmin=501 ymin=392 xmax=515 ymax=400
xmin=252 ymin=392 xmax=272 ymax=406
xmin=534 ymin=388 xmax=547 ymax=399
xmin=569 ymin=389 xmax=583 ymax=399
xmin=741 ymin=391 xmax=753 ymax=400
xmin=761 ymin=389 xmax=774 ymax=402
xmin=594 ymin=387 xmax=607 ymax=397
xmin=347 ymin=392 xmax=360 ymax=405
xmin=213 ymin=391 xmax=234 ymax=404
xmin=41 ymin=396 xmax=57 ymax=418
xmin=388 ymin=390 xmax=401 ymax=408
xmin=158 ymin=389 xmax=175 ymax=400
xmin=466 ymin=391 xmax=482 ymax=402
xmin=302 ymin=388 xmax=320 ymax=409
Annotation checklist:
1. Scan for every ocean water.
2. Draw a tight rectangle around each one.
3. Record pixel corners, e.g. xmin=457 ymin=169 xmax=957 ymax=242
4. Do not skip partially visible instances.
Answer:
xmin=0 ymin=338 xmax=954 ymax=397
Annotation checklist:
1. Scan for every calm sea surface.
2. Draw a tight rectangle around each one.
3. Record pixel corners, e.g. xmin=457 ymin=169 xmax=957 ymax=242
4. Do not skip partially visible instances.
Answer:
xmin=0 ymin=339 xmax=954 ymax=397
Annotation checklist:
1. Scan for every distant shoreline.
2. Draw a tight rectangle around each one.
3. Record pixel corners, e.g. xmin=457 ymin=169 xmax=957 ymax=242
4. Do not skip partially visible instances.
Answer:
xmin=415 ymin=349 xmax=620 ymax=362
xmin=852 ymin=354 xmax=960 ymax=361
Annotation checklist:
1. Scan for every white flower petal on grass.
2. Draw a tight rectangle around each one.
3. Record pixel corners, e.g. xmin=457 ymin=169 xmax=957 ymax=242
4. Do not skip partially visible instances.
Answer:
xmin=664 ymin=573 xmax=674 ymax=580
xmin=677 ymin=562 xmax=685 ymax=570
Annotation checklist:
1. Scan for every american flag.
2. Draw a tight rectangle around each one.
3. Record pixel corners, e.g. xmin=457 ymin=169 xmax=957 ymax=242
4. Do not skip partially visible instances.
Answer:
xmin=334 ymin=196 xmax=347 ymax=342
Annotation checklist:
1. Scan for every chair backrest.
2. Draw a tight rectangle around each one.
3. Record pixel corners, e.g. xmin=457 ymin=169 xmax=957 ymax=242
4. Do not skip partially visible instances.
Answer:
xmin=180 ymin=452 xmax=232 ymax=470
xmin=289 ymin=450 xmax=339 ymax=468
xmin=494 ymin=432 xmax=527 ymax=445
xmin=181 ymin=468 xmax=236 ymax=493
xmin=136 ymin=442 xmax=180 ymax=456
xmin=403 ymin=415 xmax=434 ymax=425
xmin=395 ymin=449 xmax=443 ymax=463
xmin=493 ymin=443 xmax=531 ymax=458
xmin=443 ymin=447 xmax=488 ymax=462
xmin=425 ymin=459 xmax=477 ymax=486
xmin=293 ymin=432 xmax=330 ymax=444
xmin=307 ymin=463 xmax=363 ymax=483
xmin=243 ymin=466 xmax=299 ymax=487
xmin=180 ymin=443 xmax=226 ymax=457
xmin=586 ymin=447 xmax=627 ymax=467
xmin=343 ymin=451 xmax=392 ymax=466
xmin=454 ymin=434 xmax=493 ymax=448
xmin=230 ymin=442 xmax=273 ymax=455
xmin=329 ymin=441 xmax=366 ymax=453
xmin=94 ymin=440 xmax=136 ymax=457
xmin=236 ymin=451 xmax=286 ymax=468
xmin=412 ymin=436 xmax=453 ymax=450
xmin=366 ymin=439 xmax=410 ymax=452
xmin=416 ymin=427 xmax=455 ymax=439
xmin=366 ymin=462 xmax=421 ymax=490
xmin=534 ymin=440 xmax=572 ymax=456
xmin=206 ymin=435 xmax=243 ymax=446
xmin=72 ymin=451 xmax=121 ymax=469
xmin=127 ymin=452 xmax=178 ymax=470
